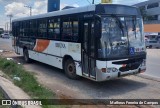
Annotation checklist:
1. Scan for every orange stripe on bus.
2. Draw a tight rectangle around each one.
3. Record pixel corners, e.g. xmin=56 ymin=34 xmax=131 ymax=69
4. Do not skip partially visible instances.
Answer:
xmin=34 ymin=39 xmax=50 ymax=52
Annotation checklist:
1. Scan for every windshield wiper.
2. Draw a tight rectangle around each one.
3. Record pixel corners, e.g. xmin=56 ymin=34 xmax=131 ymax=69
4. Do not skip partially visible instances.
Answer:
xmin=111 ymin=15 xmax=124 ymax=28
xmin=132 ymin=17 xmax=137 ymax=38
xmin=111 ymin=15 xmax=124 ymax=36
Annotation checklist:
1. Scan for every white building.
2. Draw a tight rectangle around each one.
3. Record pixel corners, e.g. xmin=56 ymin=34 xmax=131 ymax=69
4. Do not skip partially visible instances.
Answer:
xmin=133 ymin=0 xmax=160 ymax=21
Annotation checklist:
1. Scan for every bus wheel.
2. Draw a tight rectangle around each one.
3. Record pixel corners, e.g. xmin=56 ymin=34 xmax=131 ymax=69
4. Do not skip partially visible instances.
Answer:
xmin=23 ymin=49 xmax=31 ymax=63
xmin=64 ymin=59 xmax=79 ymax=79
xmin=149 ymin=45 xmax=152 ymax=48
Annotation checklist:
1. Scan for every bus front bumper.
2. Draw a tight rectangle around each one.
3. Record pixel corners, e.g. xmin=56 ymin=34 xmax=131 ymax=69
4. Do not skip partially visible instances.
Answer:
xmin=96 ymin=66 xmax=146 ymax=82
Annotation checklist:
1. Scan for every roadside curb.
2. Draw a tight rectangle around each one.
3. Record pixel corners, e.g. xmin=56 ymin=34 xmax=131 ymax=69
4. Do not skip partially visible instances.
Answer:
xmin=0 ymin=85 xmax=18 ymax=108
xmin=136 ymin=74 xmax=160 ymax=82
xmin=0 ymin=85 xmax=10 ymax=99
xmin=0 ymin=70 xmax=41 ymax=108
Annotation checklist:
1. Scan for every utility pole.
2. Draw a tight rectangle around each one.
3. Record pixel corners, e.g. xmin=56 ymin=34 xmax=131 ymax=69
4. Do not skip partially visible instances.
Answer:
xmin=92 ymin=0 xmax=94 ymax=4
xmin=24 ymin=5 xmax=32 ymax=16
xmin=5 ymin=22 xmax=9 ymax=33
xmin=7 ymin=14 xmax=13 ymax=33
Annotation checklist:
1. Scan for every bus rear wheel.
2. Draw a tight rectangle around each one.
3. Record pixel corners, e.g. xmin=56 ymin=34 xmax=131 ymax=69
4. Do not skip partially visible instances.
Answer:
xmin=64 ymin=59 xmax=79 ymax=80
xmin=23 ymin=49 xmax=31 ymax=63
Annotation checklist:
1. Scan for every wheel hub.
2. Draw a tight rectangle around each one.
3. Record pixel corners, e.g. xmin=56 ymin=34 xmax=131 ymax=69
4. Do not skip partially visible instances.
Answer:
xmin=68 ymin=64 xmax=74 ymax=74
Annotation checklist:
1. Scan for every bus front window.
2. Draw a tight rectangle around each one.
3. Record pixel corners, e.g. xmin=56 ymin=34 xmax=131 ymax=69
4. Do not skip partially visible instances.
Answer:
xmin=98 ymin=16 xmax=145 ymax=59
xmin=98 ymin=16 xmax=128 ymax=58
xmin=126 ymin=17 xmax=145 ymax=48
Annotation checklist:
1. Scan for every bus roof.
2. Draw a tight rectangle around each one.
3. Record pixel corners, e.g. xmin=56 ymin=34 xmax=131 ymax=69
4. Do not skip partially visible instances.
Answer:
xmin=12 ymin=4 xmax=138 ymax=22
xmin=13 ymin=4 xmax=95 ymax=22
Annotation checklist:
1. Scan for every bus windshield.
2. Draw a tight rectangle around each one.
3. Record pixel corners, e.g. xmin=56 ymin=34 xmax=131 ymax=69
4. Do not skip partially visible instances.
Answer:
xmin=98 ymin=15 xmax=145 ymax=58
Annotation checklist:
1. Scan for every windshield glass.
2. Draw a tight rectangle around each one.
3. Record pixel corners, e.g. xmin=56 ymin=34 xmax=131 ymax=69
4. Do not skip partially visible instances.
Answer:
xmin=98 ymin=16 xmax=145 ymax=59
xmin=126 ymin=17 xmax=144 ymax=47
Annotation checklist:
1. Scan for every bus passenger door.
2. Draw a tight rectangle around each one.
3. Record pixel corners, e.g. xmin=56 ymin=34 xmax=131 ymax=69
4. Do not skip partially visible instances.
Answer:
xmin=82 ymin=21 xmax=96 ymax=79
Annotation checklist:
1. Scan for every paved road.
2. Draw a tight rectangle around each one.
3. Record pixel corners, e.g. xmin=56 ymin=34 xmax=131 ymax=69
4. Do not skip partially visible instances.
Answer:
xmin=0 ymin=38 xmax=160 ymax=108
xmin=0 ymin=38 xmax=12 ymax=51
xmin=145 ymin=49 xmax=160 ymax=78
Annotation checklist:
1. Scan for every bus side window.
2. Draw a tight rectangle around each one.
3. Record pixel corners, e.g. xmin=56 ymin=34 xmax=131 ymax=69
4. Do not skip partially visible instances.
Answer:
xmin=62 ymin=21 xmax=72 ymax=41
xmin=30 ymin=20 xmax=37 ymax=37
xmin=53 ymin=20 xmax=60 ymax=39
xmin=48 ymin=18 xmax=60 ymax=40
xmin=73 ymin=21 xmax=79 ymax=42
xmin=38 ymin=19 xmax=47 ymax=38
xmin=19 ymin=22 xmax=24 ymax=37
xmin=62 ymin=19 xmax=79 ymax=42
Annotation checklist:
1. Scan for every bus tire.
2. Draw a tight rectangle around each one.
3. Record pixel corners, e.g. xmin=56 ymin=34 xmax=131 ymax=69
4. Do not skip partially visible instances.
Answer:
xmin=149 ymin=45 xmax=152 ymax=48
xmin=23 ymin=49 xmax=31 ymax=63
xmin=64 ymin=59 xmax=79 ymax=80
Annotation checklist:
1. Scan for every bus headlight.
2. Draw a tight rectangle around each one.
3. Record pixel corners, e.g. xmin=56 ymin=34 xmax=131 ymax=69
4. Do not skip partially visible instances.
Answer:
xmin=112 ymin=68 xmax=118 ymax=72
xmin=107 ymin=68 xmax=118 ymax=73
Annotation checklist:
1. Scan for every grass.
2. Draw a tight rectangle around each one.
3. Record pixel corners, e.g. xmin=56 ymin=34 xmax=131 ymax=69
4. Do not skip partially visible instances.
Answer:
xmin=0 ymin=90 xmax=4 ymax=99
xmin=0 ymin=57 xmax=67 ymax=108
xmin=0 ymin=90 xmax=11 ymax=108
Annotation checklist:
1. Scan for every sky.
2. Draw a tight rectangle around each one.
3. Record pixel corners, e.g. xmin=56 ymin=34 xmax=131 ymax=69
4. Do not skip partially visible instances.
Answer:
xmin=0 ymin=0 xmax=148 ymax=29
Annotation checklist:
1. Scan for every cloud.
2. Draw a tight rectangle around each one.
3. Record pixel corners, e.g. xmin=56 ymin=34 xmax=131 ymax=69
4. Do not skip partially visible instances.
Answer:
xmin=32 ymin=0 xmax=47 ymax=15
xmin=4 ymin=0 xmax=79 ymax=20
xmin=4 ymin=0 xmax=144 ymax=22
xmin=5 ymin=2 xmax=28 ymax=17
xmin=4 ymin=1 xmax=47 ymax=18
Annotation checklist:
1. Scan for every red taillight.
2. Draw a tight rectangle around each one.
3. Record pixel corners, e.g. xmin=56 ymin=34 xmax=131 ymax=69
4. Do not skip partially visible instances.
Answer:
xmin=101 ymin=68 xmax=106 ymax=73
xmin=122 ymin=64 xmax=126 ymax=67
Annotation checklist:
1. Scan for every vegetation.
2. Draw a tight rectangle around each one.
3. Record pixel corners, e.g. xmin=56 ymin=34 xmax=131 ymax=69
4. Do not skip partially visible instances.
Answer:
xmin=0 ymin=90 xmax=4 ymax=99
xmin=0 ymin=57 xmax=66 ymax=108
xmin=0 ymin=90 xmax=11 ymax=108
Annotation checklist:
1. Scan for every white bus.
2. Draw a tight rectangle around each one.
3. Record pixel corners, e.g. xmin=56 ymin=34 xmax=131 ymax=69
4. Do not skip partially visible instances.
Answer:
xmin=12 ymin=4 xmax=146 ymax=81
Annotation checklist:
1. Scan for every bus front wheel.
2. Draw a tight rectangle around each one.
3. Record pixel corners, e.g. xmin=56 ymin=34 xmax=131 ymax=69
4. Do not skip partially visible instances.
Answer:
xmin=64 ymin=59 xmax=79 ymax=80
xmin=23 ymin=49 xmax=31 ymax=63
xmin=149 ymin=45 xmax=152 ymax=48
